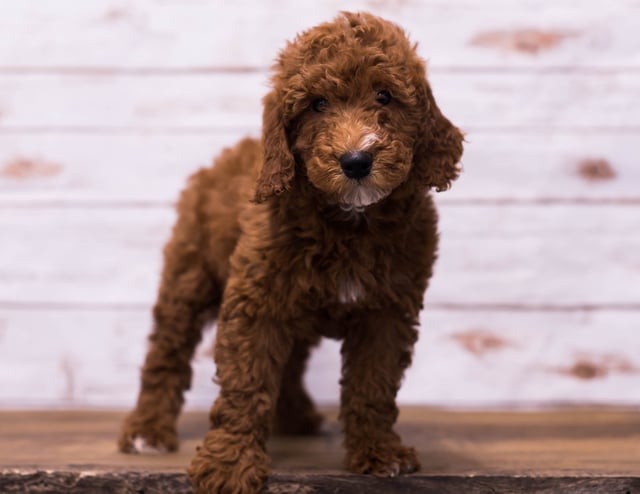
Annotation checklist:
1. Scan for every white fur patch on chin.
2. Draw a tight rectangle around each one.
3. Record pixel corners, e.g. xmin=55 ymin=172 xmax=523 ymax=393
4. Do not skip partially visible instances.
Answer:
xmin=130 ymin=436 xmax=166 ymax=455
xmin=340 ymin=184 xmax=389 ymax=209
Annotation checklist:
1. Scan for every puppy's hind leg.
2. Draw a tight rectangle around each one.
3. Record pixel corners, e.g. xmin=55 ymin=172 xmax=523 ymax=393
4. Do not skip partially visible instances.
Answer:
xmin=273 ymin=336 xmax=324 ymax=436
xmin=119 ymin=192 xmax=221 ymax=454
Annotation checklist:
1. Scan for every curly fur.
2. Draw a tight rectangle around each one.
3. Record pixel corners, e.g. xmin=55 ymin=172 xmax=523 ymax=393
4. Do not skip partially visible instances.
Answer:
xmin=119 ymin=11 xmax=463 ymax=493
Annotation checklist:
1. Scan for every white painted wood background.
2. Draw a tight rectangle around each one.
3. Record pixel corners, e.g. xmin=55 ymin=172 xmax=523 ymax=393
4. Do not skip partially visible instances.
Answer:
xmin=1 ymin=0 xmax=639 ymax=410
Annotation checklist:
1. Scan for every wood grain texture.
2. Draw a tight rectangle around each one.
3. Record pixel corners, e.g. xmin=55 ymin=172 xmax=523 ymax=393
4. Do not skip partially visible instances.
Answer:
xmin=1 ymin=0 xmax=639 ymax=410
xmin=0 ymin=133 xmax=638 ymax=204
xmin=0 ymin=409 xmax=638 ymax=493
xmin=1 ymin=72 xmax=639 ymax=131
xmin=1 ymin=309 xmax=638 ymax=408
xmin=1 ymin=472 xmax=637 ymax=494
xmin=0 ymin=205 xmax=637 ymax=307
xmin=1 ymin=0 xmax=639 ymax=69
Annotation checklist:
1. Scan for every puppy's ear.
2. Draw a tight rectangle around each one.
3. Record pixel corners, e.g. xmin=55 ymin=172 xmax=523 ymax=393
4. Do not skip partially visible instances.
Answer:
xmin=254 ymin=90 xmax=296 ymax=203
xmin=414 ymin=82 xmax=464 ymax=192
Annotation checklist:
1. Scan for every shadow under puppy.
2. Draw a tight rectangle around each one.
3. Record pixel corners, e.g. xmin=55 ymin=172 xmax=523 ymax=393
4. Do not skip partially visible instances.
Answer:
xmin=119 ymin=11 xmax=463 ymax=494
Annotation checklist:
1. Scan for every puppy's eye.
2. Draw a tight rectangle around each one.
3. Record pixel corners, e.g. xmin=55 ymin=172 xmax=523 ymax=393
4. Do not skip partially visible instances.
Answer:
xmin=375 ymin=90 xmax=392 ymax=105
xmin=312 ymin=97 xmax=328 ymax=112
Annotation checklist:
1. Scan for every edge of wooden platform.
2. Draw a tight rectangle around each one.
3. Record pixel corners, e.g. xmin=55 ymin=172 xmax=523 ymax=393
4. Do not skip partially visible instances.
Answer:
xmin=2 ymin=469 xmax=639 ymax=494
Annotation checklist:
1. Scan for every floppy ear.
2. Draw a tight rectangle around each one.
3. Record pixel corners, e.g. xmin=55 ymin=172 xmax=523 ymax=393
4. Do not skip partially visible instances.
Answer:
xmin=414 ymin=82 xmax=464 ymax=192
xmin=253 ymin=90 xmax=296 ymax=203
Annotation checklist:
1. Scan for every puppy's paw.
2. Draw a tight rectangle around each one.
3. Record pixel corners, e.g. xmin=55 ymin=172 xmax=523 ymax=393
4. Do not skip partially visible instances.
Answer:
xmin=346 ymin=442 xmax=420 ymax=477
xmin=188 ymin=429 xmax=270 ymax=494
xmin=128 ymin=436 xmax=168 ymax=455
xmin=118 ymin=412 xmax=178 ymax=454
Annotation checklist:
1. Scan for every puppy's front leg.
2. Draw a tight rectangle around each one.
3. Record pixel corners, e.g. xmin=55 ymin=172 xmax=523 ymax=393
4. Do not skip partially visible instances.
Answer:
xmin=188 ymin=293 xmax=293 ymax=494
xmin=340 ymin=310 xmax=420 ymax=477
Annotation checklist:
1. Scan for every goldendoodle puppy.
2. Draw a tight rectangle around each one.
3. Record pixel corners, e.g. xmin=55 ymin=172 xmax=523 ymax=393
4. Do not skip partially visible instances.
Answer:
xmin=119 ymin=11 xmax=463 ymax=493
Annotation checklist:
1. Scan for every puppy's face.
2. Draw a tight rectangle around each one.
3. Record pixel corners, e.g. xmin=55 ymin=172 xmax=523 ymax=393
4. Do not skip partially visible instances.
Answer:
xmin=255 ymin=12 xmax=463 ymax=207
xmin=290 ymin=67 xmax=419 ymax=209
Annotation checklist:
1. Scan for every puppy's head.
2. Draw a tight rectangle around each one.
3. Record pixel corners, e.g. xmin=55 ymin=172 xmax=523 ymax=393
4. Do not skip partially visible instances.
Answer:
xmin=254 ymin=12 xmax=463 ymax=207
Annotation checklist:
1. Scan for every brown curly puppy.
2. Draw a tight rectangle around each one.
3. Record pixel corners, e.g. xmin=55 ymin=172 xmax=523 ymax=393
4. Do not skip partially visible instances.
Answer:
xmin=119 ymin=11 xmax=463 ymax=493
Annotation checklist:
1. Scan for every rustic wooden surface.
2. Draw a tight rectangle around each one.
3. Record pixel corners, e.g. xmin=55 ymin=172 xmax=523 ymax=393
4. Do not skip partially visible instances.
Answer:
xmin=1 ymin=0 xmax=639 ymax=410
xmin=1 ymin=409 xmax=639 ymax=493
xmin=2 ymin=473 xmax=638 ymax=494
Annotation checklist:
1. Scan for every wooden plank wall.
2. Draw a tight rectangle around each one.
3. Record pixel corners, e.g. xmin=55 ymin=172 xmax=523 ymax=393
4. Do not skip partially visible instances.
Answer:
xmin=1 ymin=0 xmax=639 ymax=409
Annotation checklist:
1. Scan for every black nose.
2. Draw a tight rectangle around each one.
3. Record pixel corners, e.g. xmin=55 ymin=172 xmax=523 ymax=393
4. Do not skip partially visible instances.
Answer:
xmin=339 ymin=151 xmax=373 ymax=180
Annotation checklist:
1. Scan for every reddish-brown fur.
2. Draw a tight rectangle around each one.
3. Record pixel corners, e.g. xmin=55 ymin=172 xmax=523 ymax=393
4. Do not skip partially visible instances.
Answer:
xmin=119 ymin=12 xmax=463 ymax=493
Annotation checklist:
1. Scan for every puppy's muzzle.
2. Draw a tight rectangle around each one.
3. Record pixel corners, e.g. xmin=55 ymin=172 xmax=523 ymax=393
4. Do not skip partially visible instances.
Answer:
xmin=339 ymin=151 xmax=373 ymax=180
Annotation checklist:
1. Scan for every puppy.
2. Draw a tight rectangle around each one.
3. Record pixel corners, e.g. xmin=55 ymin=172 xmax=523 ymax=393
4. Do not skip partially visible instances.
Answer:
xmin=119 ymin=11 xmax=463 ymax=493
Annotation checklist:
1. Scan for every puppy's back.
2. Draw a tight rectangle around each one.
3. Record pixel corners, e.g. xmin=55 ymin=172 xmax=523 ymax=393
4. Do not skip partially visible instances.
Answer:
xmin=176 ymin=137 xmax=261 ymax=285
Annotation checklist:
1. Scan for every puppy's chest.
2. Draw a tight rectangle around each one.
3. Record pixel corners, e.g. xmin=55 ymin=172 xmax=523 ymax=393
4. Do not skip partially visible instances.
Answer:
xmin=276 ymin=222 xmax=423 ymax=309
xmin=305 ymin=248 xmax=385 ymax=307
xmin=336 ymin=273 xmax=366 ymax=305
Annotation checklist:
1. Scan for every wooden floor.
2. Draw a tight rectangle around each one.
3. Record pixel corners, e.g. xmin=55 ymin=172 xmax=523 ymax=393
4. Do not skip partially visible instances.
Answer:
xmin=1 ymin=408 xmax=639 ymax=493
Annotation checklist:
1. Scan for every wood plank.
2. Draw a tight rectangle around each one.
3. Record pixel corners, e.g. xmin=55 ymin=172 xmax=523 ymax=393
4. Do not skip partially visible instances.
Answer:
xmin=0 ymin=409 xmax=638 ymax=494
xmin=1 ymin=133 xmax=637 ymax=204
xmin=0 ymin=205 xmax=637 ymax=307
xmin=1 ymin=1 xmax=639 ymax=69
xmin=1 ymin=72 xmax=639 ymax=131
xmin=1 ymin=308 xmax=638 ymax=408
xmin=435 ymin=204 xmax=640 ymax=307
xmin=0 ymin=72 xmax=265 ymax=131
xmin=0 ymin=207 xmax=170 ymax=307
xmin=0 ymin=309 xmax=155 ymax=408
xmin=1 ymin=472 xmax=637 ymax=494
xmin=0 ymin=133 xmax=246 ymax=204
